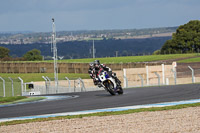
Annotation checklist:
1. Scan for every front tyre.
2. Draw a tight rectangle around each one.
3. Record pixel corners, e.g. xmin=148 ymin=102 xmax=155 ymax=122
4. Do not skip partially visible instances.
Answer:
xmin=104 ymin=81 xmax=116 ymax=95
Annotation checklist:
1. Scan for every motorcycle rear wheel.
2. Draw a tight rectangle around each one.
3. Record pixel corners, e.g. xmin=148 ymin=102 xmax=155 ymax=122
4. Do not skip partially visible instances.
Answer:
xmin=117 ymin=86 xmax=123 ymax=95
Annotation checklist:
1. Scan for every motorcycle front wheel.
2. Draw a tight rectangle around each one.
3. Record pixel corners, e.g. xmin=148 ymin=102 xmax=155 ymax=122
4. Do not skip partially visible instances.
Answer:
xmin=104 ymin=81 xmax=116 ymax=95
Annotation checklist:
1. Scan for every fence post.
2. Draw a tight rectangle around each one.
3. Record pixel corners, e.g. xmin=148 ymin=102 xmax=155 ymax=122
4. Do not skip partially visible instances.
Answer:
xmin=74 ymin=80 xmax=76 ymax=92
xmin=123 ymin=75 xmax=128 ymax=88
xmin=65 ymin=77 xmax=71 ymax=88
xmin=123 ymin=69 xmax=128 ymax=88
xmin=171 ymin=69 xmax=177 ymax=85
xmin=8 ymin=77 xmax=14 ymax=96
xmin=0 ymin=77 xmax=5 ymax=97
xmin=162 ymin=64 xmax=165 ymax=85
xmin=188 ymin=66 xmax=195 ymax=83
xmin=146 ymin=66 xmax=149 ymax=85
xmin=166 ymin=78 xmax=169 ymax=85
xmin=42 ymin=76 xmax=48 ymax=94
xmin=46 ymin=76 xmax=51 ymax=94
xmin=138 ymin=74 xmax=144 ymax=87
xmin=78 ymin=78 xmax=85 ymax=92
xmin=18 ymin=77 xmax=23 ymax=96
xmin=46 ymin=76 xmax=51 ymax=86
xmin=154 ymin=72 xmax=160 ymax=86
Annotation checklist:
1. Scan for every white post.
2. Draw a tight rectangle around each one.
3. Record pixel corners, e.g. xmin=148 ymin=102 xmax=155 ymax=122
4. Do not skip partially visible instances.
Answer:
xmin=8 ymin=77 xmax=14 ymax=96
xmin=93 ymin=39 xmax=95 ymax=58
xmin=123 ymin=68 xmax=127 ymax=88
xmin=162 ymin=64 xmax=165 ymax=85
xmin=65 ymin=77 xmax=71 ymax=88
xmin=42 ymin=76 xmax=48 ymax=94
xmin=166 ymin=78 xmax=169 ymax=85
xmin=18 ymin=77 xmax=24 ymax=96
xmin=24 ymin=83 xmax=27 ymax=92
xmin=146 ymin=66 xmax=149 ymax=85
xmin=52 ymin=18 xmax=58 ymax=93
xmin=0 ymin=77 xmax=5 ymax=97
xmin=188 ymin=66 xmax=195 ymax=83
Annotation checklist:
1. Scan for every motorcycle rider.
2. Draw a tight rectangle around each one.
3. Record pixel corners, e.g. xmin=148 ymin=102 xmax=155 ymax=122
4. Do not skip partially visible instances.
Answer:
xmin=88 ymin=60 xmax=121 ymax=89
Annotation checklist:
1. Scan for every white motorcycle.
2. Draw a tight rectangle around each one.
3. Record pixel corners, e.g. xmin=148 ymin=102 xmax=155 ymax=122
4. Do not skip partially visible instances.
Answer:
xmin=97 ymin=70 xmax=123 ymax=95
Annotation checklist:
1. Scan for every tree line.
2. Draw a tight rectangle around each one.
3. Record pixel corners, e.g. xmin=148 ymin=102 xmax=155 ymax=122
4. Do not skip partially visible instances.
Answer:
xmin=153 ymin=20 xmax=200 ymax=54
xmin=0 ymin=47 xmax=42 ymax=61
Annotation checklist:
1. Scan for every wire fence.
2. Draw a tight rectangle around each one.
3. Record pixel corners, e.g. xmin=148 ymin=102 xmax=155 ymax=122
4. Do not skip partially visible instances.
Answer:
xmin=0 ymin=77 xmax=21 ymax=97
xmin=1 ymin=65 xmax=200 ymax=97
xmin=19 ymin=77 xmax=100 ymax=96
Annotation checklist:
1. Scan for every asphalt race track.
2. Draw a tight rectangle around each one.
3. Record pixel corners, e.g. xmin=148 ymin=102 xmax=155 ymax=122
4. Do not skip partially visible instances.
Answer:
xmin=0 ymin=84 xmax=200 ymax=119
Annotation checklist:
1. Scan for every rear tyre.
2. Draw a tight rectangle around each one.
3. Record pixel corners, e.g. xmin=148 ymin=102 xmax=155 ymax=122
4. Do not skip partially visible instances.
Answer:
xmin=117 ymin=86 xmax=123 ymax=95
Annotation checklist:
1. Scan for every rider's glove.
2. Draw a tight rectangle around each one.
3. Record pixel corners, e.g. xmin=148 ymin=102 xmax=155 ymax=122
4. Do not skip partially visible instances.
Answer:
xmin=112 ymin=72 xmax=116 ymax=77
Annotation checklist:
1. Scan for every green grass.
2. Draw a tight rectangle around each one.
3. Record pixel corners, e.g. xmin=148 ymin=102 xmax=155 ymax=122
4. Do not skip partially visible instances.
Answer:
xmin=0 ymin=96 xmax=26 ymax=103
xmin=0 ymin=73 xmax=90 ymax=83
xmin=0 ymin=81 xmax=21 ymax=97
xmin=62 ymin=54 xmax=198 ymax=63
xmin=178 ymin=57 xmax=200 ymax=63
xmin=50 ymin=53 xmax=198 ymax=63
xmin=0 ymin=73 xmax=89 ymax=97
xmin=0 ymin=96 xmax=46 ymax=105
xmin=1 ymin=102 xmax=200 ymax=126
xmin=1 ymin=54 xmax=198 ymax=64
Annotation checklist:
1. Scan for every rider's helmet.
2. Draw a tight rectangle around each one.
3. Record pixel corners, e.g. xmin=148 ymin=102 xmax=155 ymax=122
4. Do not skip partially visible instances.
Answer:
xmin=93 ymin=60 xmax=100 ymax=69
xmin=89 ymin=62 xmax=94 ymax=68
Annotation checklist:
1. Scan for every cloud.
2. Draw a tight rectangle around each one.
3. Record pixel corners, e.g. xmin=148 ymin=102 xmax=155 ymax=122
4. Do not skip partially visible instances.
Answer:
xmin=0 ymin=0 xmax=199 ymax=31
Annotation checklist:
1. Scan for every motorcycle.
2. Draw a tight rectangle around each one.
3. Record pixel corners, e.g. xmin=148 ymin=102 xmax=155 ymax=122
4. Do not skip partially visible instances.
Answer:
xmin=97 ymin=69 xmax=123 ymax=95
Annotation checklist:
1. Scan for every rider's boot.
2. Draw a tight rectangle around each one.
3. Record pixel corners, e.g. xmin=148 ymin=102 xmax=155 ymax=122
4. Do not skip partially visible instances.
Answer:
xmin=114 ymin=85 xmax=120 ymax=92
xmin=97 ymin=82 xmax=102 ymax=88
xmin=115 ymin=77 xmax=121 ymax=85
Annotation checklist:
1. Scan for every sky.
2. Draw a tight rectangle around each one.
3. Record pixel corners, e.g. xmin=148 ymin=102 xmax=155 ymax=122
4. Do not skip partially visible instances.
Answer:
xmin=0 ymin=0 xmax=199 ymax=32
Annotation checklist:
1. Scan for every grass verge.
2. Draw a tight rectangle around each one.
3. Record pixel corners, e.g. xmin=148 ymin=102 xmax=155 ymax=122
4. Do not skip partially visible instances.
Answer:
xmin=0 ymin=73 xmax=89 ymax=97
xmin=2 ymin=53 xmax=198 ymax=64
xmin=0 ymin=73 xmax=90 ymax=83
xmin=54 ymin=54 xmax=198 ymax=63
xmin=1 ymin=102 xmax=200 ymax=126
xmin=0 ymin=96 xmax=26 ymax=104
xmin=0 ymin=96 xmax=46 ymax=105
xmin=178 ymin=57 xmax=200 ymax=63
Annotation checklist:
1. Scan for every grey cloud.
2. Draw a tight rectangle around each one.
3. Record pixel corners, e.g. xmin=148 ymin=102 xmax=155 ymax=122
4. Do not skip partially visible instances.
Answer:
xmin=0 ymin=0 xmax=199 ymax=32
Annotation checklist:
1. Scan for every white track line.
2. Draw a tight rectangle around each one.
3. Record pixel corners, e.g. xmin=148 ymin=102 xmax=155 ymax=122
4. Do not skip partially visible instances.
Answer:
xmin=0 ymin=99 xmax=200 ymax=123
